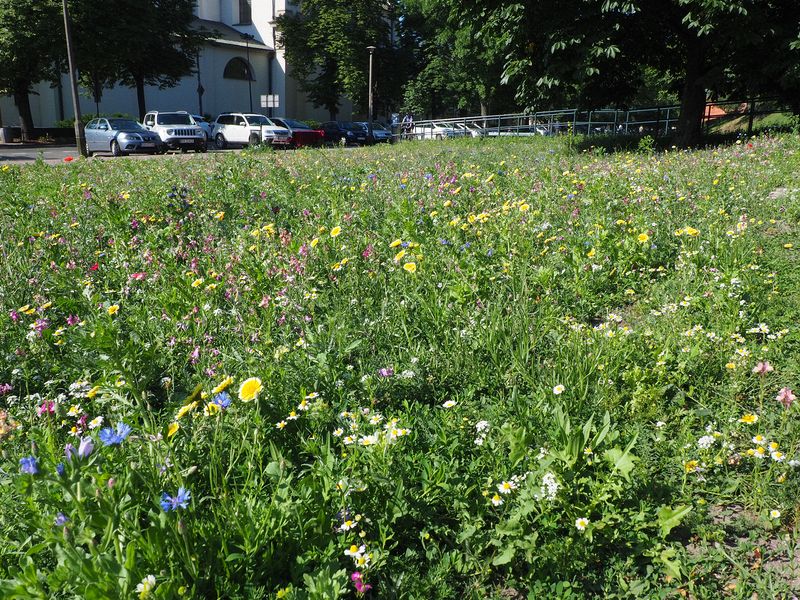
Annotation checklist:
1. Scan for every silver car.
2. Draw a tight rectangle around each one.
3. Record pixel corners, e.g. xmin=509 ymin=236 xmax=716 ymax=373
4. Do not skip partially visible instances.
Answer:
xmin=85 ymin=118 xmax=163 ymax=157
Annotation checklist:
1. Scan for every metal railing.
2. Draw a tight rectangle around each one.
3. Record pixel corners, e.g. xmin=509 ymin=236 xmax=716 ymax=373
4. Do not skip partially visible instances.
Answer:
xmin=395 ymin=99 xmax=789 ymax=142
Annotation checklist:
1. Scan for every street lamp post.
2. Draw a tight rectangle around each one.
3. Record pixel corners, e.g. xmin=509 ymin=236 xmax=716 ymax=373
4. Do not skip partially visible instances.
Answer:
xmin=367 ymin=46 xmax=376 ymax=143
xmin=241 ymin=33 xmax=255 ymax=112
xmin=62 ymin=0 xmax=86 ymax=157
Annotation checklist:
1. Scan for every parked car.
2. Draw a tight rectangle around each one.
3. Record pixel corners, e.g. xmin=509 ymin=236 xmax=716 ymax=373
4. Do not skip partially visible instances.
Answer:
xmin=192 ymin=114 xmax=214 ymax=141
xmin=211 ymin=113 xmax=291 ymax=149
xmin=142 ymin=111 xmax=207 ymax=153
xmin=413 ymin=122 xmax=458 ymax=140
xmin=320 ymin=121 xmax=369 ymax=146
xmin=270 ymin=117 xmax=324 ymax=148
xmin=85 ymin=117 xmax=163 ymax=157
xmin=354 ymin=122 xmax=392 ymax=143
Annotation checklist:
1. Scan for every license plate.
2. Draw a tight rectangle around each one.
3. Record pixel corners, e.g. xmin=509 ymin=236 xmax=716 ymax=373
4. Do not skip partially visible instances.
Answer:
xmin=180 ymin=139 xmax=194 ymax=144
xmin=140 ymin=143 xmax=154 ymax=148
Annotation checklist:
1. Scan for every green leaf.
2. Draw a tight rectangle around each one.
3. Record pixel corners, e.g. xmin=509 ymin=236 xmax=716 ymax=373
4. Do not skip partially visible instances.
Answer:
xmin=492 ymin=545 xmax=516 ymax=566
xmin=602 ymin=437 xmax=638 ymax=482
xmin=657 ymin=505 xmax=692 ymax=538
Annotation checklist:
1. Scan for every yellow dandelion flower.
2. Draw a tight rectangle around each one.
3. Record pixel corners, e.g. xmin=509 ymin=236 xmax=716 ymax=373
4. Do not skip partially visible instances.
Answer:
xmin=107 ymin=304 xmax=120 ymax=315
xmin=330 ymin=226 xmax=342 ymax=237
xmin=212 ymin=376 xmax=234 ymax=395
xmin=167 ymin=422 xmax=180 ymax=438
xmin=637 ymin=233 xmax=650 ymax=243
xmin=403 ymin=262 xmax=417 ymax=273
xmin=394 ymin=249 xmax=406 ymax=262
xmin=175 ymin=401 xmax=198 ymax=420
xmin=238 ymin=377 xmax=263 ymax=402
xmin=739 ymin=413 xmax=758 ymax=424
xmin=389 ymin=239 xmax=402 ymax=248
xmin=86 ymin=385 xmax=101 ymax=399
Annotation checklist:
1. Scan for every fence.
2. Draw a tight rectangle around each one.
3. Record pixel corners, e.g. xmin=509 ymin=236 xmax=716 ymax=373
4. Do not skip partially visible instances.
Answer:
xmin=400 ymin=99 xmax=790 ymax=142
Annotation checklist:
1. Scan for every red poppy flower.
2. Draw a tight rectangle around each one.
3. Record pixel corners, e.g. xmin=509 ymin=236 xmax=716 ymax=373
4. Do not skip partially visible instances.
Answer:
xmin=64 ymin=156 xmax=74 ymax=162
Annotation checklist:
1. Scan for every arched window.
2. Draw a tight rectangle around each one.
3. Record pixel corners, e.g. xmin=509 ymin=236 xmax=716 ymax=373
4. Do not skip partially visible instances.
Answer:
xmin=223 ymin=57 xmax=254 ymax=81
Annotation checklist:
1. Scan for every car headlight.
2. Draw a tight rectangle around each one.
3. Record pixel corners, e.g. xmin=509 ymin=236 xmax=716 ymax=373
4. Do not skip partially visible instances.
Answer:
xmin=346 ymin=131 xmax=354 ymax=137
xmin=166 ymin=129 xmax=174 ymax=135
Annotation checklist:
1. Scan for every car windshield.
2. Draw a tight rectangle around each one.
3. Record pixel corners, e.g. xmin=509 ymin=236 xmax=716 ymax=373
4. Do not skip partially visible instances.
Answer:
xmin=281 ymin=119 xmax=312 ymax=129
xmin=156 ymin=113 xmax=193 ymax=125
xmin=341 ymin=122 xmax=363 ymax=131
xmin=245 ymin=115 xmax=274 ymax=126
xmin=108 ymin=119 xmax=145 ymax=131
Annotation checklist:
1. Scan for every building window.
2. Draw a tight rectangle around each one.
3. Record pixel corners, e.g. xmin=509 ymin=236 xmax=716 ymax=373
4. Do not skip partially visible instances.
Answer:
xmin=223 ymin=57 xmax=254 ymax=81
xmin=238 ymin=0 xmax=252 ymax=24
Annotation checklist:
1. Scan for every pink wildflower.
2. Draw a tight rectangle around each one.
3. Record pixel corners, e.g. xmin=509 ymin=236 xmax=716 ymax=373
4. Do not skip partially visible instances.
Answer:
xmin=752 ymin=361 xmax=774 ymax=376
xmin=351 ymin=572 xmax=372 ymax=594
xmin=37 ymin=401 xmax=56 ymax=417
xmin=776 ymin=387 xmax=796 ymax=409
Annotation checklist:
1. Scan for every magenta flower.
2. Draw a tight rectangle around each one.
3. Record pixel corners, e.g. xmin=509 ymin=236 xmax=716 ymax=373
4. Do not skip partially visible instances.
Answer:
xmin=351 ymin=572 xmax=372 ymax=594
xmin=66 ymin=314 xmax=80 ymax=326
xmin=752 ymin=361 xmax=774 ymax=376
xmin=37 ymin=401 xmax=55 ymax=417
xmin=378 ymin=367 xmax=394 ymax=378
xmin=776 ymin=387 xmax=796 ymax=409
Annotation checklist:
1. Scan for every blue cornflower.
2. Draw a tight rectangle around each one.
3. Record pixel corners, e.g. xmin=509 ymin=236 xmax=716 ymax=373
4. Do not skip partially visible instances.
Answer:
xmin=19 ymin=456 xmax=39 ymax=475
xmin=54 ymin=512 xmax=69 ymax=526
xmin=98 ymin=422 xmax=132 ymax=446
xmin=212 ymin=392 xmax=232 ymax=409
xmin=160 ymin=487 xmax=191 ymax=512
xmin=401 ymin=241 xmax=410 ymax=248
xmin=56 ymin=463 xmax=65 ymax=476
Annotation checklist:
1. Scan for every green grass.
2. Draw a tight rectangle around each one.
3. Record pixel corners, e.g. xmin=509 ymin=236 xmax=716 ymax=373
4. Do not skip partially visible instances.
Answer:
xmin=0 ymin=136 xmax=799 ymax=598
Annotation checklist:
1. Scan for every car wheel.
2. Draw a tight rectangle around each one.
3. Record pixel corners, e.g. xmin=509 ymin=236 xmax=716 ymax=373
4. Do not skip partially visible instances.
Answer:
xmin=111 ymin=140 xmax=124 ymax=157
xmin=248 ymin=133 xmax=260 ymax=146
xmin=215 ymin=134 xmax=227 ymax=150
xmin=197 ymin=141 xmax=208 ymax=153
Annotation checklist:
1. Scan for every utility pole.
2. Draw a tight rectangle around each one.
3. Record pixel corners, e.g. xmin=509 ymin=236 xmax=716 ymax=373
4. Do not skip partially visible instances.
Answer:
xmin=62 ymin=0 xmax=86 ymax=157
xmin=367 ymin=46 xmax=375 ymax=143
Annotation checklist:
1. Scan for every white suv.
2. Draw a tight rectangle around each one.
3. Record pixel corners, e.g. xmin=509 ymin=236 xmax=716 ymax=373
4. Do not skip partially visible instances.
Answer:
xmin=142 ymin=111 xmax=207 ymax=153
xmin=211 ymin=113 xmax=291 ymax=149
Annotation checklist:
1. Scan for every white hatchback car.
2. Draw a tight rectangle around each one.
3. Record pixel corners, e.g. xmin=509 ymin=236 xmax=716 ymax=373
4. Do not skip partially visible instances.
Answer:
xmin=211 ymin=113 xmax=291 ymax=149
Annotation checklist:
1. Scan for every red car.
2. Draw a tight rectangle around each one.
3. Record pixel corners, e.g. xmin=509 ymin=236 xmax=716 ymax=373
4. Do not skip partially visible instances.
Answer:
xmin=270 ymin=118 xmax=324 ymax=148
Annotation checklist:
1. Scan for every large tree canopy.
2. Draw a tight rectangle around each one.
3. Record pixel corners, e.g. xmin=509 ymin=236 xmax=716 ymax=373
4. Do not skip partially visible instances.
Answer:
xmin=451 ymin=0 xmax=800 ymax=144
xmin=275 ymin=0 xmax=408 ymax=119
xmin=0 ymin=0 xmax=63 ymax=139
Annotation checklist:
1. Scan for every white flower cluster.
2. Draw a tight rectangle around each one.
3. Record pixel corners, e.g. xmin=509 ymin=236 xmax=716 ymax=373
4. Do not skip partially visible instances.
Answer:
xmin=474 ymin=420 xmax=490 ymax=446
xmin=538 ymin=472 xmax=560 ymax=501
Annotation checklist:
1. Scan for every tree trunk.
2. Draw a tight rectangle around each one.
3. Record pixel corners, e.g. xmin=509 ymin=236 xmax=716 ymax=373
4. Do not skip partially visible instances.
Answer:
xmin=480 ymin=100 xmax=490 ymax=117
xmin=12 ymin=86 xmax=34 ymax=142
xmin=676 ymin=42 xmax=706 ymax=147
xmin=135 ymin=75 xmax=147 ymax=121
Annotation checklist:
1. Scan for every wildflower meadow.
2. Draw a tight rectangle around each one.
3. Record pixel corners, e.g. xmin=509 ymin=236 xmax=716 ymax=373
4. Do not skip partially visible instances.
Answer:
xmin=0 ymin=135 xmax=799 ymax=598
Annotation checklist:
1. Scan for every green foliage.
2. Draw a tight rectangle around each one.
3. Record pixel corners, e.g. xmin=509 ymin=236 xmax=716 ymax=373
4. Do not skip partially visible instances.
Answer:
xmin=0 ymin=0 xmax=63 ymax=134
xmin=274 ymin=0 xmax=410 ymax=118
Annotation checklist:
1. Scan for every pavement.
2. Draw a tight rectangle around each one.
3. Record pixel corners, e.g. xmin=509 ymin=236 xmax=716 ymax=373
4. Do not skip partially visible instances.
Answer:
xmin=0 ymin=143 xmax=240 ymax=165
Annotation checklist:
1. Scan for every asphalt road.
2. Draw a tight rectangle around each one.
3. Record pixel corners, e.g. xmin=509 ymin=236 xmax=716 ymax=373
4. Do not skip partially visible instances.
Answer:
xmin=0 ymin=144 xmax=239 ymax=165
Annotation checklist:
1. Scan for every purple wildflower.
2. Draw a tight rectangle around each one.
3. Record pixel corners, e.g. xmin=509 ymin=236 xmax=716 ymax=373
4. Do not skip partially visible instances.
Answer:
xmin=19 ymin=456 xmax=39 ymax=475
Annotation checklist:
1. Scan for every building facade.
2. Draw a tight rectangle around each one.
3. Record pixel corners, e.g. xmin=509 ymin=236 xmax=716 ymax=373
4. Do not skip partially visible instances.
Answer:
xmin=0 ymin=0 xmax=351 ymax=129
